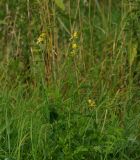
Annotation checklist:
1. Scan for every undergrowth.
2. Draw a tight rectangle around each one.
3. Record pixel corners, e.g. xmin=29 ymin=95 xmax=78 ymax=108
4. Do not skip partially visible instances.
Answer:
xmin=0 ymin=0 xmax=140 ymax=159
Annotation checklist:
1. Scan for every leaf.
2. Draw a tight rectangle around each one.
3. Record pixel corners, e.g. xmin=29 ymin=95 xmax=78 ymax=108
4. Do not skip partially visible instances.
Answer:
xmin=129 ymin=41 xmax=138 ymax=66
xmin=57 ymin=17 xmax=70 ymax=34
xmin=93 ymin=146 xmax=102 ymax=153
xmin=73 ymin=146 xmax=88 ymax=155
xmin=54 ymin=0 xmax=65 ymax=11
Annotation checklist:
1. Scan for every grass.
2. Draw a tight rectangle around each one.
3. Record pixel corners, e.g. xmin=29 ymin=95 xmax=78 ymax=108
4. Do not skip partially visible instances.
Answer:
xmin=0 ymin=0 xmax=140 ymax=159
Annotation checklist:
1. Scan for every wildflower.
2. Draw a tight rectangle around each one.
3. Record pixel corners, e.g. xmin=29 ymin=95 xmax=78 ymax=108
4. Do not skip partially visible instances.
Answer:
xmin=72 ymin=43 xmax=77 ymax=49
xmin=70 ymin=31 xmax=78 ymax=40
xmin=69 ymin=31 xmax=79 ymax=57
xmin=88 ymin=99 xmax=96 ymax=109
xmin=37 ymin=37 xmax=43 ymax=44
xmin=37 ymin=32 xmax=47 ymax=44
xmin=40 ymin=32 xmax=46 ymax=38
xmin=70 ymin=43 xmax=78 ymax=57
xmin=73 ymin=31 xmax=78 ymax=38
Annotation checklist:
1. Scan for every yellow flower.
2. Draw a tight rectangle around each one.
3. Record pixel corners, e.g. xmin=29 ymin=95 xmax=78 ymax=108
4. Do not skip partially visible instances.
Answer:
xmin=41 ymin=32 xmax=46 ymax=37
xmin=37 ymin=37 xmax=43 ymax=44
xmin=70 ymin=31 xmax=78 ymax=40
xmin=72 ymin=43 xmax=77 ymax=49
xmin=37 ymin=32 xmax=47 ymax=44
xmin=73 ymin=31 xmax=78 ymax=38
xmin=69 ymin=31 xmax=79 ymax=57
xmin=88 ymin=99 xmax=96 ymax=109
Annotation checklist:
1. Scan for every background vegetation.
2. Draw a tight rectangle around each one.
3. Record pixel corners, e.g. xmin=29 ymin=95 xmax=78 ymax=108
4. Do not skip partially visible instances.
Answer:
xmin=0 ymin=0 xmax=140 ymax=159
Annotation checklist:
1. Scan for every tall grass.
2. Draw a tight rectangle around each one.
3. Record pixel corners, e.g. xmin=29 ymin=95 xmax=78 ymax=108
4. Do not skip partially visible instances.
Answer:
xmin=0 ymin=0 xmax=140 ymax=159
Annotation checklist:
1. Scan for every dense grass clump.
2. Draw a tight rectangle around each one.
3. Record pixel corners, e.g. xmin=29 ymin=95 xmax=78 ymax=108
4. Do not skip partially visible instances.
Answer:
xmin=0 ymin=0 xmax=140 ymax=159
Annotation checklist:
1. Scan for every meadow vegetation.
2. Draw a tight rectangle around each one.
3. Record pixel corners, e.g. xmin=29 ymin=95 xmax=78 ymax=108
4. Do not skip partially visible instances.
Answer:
xmin=0 ymin=0 xmax=140 ymax=159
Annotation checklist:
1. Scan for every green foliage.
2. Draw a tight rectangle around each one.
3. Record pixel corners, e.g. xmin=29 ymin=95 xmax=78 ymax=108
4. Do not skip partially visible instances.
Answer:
xmin=0 ymin=0 xmax=140 ymax=160
xmin=125 ymin=0 xmax=140 ymax=85
xmin=54 ymin=0 xmax=65 ymax=11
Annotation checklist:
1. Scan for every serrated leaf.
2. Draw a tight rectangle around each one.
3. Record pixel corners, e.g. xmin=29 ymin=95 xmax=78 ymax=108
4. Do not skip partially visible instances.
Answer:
xmin=54 ymin=0 xmax=65 ymax=10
